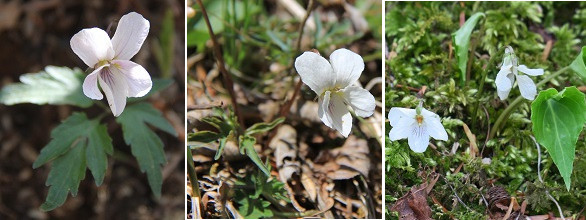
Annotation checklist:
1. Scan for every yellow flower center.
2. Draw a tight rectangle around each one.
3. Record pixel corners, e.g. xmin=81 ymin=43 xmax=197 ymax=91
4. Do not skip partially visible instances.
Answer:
xmin=416 ymin=114 xmax=424 ymax=125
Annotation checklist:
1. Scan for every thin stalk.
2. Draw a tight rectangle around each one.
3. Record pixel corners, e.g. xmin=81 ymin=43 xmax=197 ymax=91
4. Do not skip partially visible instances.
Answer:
xmin=279 ymin=0 xmax=315 ymax=119
xmin=471 ymin=49 xmax=499 ymax=130
xmin=530 ymin=136 xmax=565 ymax=220
xmin=195 ymin=0 xmax=244 ymax=127
xmin=186 ymin=147 xmax=201 ymax=217
xmin=489 ymin=66 xmax=570 ymax=139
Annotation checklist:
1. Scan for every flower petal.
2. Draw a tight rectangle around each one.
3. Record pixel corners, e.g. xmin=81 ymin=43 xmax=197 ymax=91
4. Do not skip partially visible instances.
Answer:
xmin=329 ymin=48 xmax=364 ymax=88
xmin=111 ymin=12 xmax=150 ymax=60
xmin=325 ymin=92 xmax=352 ymax=137
xmin=294 ymin=51 xmax=335 ymax=95
xmin=342 ymin=86 xmax=375 ymax=117
xmin=318 ymin=91 xmax=333 ymax=128
xmin=111 ymin=60 xmax=152 ymax=97
xmin=83 ymin=66 xmax=105 ymax=100
xmin=408 ymin=124 xmax=430 ymax=153
xmin=98 ymin=68 xmax=129 ymax=117
xmin=388 ymin=116 xmax=415 ymax=141
xmin=388 ymin=107 xmax=416 ymax=127
xmin=495 ymin=65 xmax=513 ymax=100
xmin=70 ymin=28 xmax=114 ymax=67
xmin=516 ymin=74 xmax=537 ymax=100
xmin=517 ymin=65 xmax=544 ymax=76
xmin=421 ymin=108 xmax=448 ymax=141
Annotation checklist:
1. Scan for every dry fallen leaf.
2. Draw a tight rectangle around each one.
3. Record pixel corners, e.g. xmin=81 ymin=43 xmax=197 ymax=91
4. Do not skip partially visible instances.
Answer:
xmin=270 ymin=125 xmax=301 ymax=181
xmin=390 ymin=184 xmax=432 ymax=220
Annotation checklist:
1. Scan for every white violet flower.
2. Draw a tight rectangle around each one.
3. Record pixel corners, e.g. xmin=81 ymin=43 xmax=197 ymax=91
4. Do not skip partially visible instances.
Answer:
xmin=71 ymin=12 xmax=152 ymax=117
xmin=388 ymin=103 xmax=448 ymax=153
xmin=495 ymin=46 xmax=544 ymax=101
xmin=294 ymin=48 xmax=375 ymax=137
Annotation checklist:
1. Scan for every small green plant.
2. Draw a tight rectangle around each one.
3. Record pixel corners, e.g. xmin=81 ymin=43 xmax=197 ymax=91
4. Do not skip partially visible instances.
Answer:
xmin=0 ymin=12 xmax=177 ymax=211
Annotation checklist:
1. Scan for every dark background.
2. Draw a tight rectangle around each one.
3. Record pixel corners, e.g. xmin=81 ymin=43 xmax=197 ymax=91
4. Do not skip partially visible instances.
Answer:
xmin=0 ymin=0 xmax=185 ymax=219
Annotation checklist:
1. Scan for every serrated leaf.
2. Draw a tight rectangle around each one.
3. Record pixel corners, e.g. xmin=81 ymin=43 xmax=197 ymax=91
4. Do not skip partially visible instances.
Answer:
xmin=244 ymin=117 xmax=285 ymax=136
xmin=33 ymin=113 xmax=112 ymax=186
xmin=531 ymin=87 xmax=586 ymax=190
xmin=237 ymin=197 xmax=274 ymax=219
xmin=215 ymin=136 xmax=229 ymax=160
xmin=33 ymin=113 xmax=113 ymax=211
xmin=116 ymin=103 xmax=177 ymax=197
xmin=40 ymin=141 xmax=87 ymax=211
xmin=187 ymin=130 xmax=221 ymax=143
xmin=239 ymin=135 xmax=270 ymax=176
xmin=452 ymin=12 xmax=485 ymax=86
xmin=0 ymin=66 xmax=92 ymax=107
xmin=569 ymin=46 xmax=586 ymax=82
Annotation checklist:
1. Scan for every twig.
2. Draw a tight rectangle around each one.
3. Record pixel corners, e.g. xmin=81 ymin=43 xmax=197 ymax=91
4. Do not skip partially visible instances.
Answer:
xmin=442 ymin=176 xmax=472 ymax=211
xmin=187 ymin=101 xmax=224 ymax=111
xmin=195 ymin=0 xmax=244 ymax=127
xmin=530 ymin=135 xmax=565 ymax=220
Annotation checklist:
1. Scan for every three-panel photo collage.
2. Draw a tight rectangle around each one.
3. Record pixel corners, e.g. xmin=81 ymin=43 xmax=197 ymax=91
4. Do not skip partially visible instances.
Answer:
xmin=1 ymin=0 xmax=585 ymax=219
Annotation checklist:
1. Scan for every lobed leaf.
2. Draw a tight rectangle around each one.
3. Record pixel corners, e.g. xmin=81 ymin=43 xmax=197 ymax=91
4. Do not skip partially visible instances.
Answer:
xmin=239 ymin=135 xmax=271 ymax=176
xmin=33 ymin=112 xmax=113 ymax=211
xmin=0 ymin=66 xmax=92 ymax=107
xmin=116 ymin=103 xmax=177 ymax=197
xmin=244 ymin=117 xmax=285 ymax=136
xmin=40 ymin=141 xmax=87 ymax=211
xmin=531 ymin=87 xmax=586 ymax=190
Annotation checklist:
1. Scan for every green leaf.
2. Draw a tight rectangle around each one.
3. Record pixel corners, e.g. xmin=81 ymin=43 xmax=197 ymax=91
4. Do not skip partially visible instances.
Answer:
xmin=239 ymin=135 xmax=270 ymax=176
xmin=244 ymin=117 xmax=285 ymax=136
xmin=128 ymin=78 xmax=174 ymax=102
xmin=40 ymin=141 xmax=87 ymax=211
xmin=237 ymin=196 xmax=273 ymax=219
xmin=33 ymin=113 xmax=113 ymax=211
xmin=569 ymin=46 xmax=586 ymax=82
xmin=531 ymin=87 xmax=586 ymax=190
xmin=187 ymin=130 xmax=221 ymax=143
xmin=116 ymin=103 xmax=177 ymax=197
xmin=0 ymin=66 xmax=92 ymax=107
xmin=452 ymin=12 xmax=485 ymax=86
xmin=152 ymin=9 xmax=175 ymax=78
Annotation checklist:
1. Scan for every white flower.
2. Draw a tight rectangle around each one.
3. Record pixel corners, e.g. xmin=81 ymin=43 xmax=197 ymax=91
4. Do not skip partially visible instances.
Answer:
xmin=294 ymin=48 xmax=375 ymax=137
xmin=495 ymin=46 xmax=544 ymax=100
xmin=71 ymin=12 xmax=152 ymax=117
xmin=388 ymin=104 xmax=448 ymax=153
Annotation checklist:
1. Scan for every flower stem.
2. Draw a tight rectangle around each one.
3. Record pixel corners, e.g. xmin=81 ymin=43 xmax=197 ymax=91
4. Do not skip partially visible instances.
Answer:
xmin=489 ymin=66 xmax=570 ymax=139
xmin=279 ymin=0 xmax=315 ymax=119
xmin=471 ymin=49 xmax=499 ymax=130
xmin=186 ymin=147 xmax=201 ymax=217
xmin=195 ymin=0 xmax=244 ymax=127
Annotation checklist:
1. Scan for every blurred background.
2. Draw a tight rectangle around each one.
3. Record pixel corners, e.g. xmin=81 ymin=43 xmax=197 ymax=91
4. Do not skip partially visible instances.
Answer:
xmin=0 ymin=0 xmax=185 ymax=219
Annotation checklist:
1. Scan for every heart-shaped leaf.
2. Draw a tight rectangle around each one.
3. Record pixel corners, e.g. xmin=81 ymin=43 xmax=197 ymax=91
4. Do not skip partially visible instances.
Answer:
xmin=531 ymin=87 xmax=586 ymax=190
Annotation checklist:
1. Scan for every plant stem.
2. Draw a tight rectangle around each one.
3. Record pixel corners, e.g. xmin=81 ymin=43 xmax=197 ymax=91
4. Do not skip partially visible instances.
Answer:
xmin=195 ymin=0 xmax=244 ymax=127
xmin=186 ymin=147 xmax=201 ymax=217
xmin=530 ymin=136 xmax=565 ymax=220
xmin=471 ymin=49 xmax=498 ymax=130
xmin=278 ymin=0 xmax=315 ymax=119
xmin=489 ymin=66 xmax=570 ymax=139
